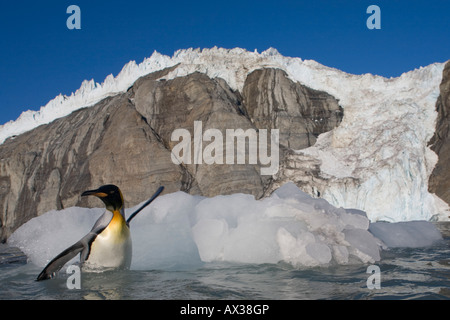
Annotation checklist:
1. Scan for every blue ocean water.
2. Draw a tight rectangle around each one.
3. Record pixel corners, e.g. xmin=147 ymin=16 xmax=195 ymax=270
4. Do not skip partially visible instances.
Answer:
xmin=1 ymin=222 xmax=449 ymax=300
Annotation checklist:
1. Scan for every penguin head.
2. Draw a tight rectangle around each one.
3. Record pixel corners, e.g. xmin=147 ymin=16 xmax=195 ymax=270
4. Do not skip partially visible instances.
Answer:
xmin=81 ymin=184 xmax=124 ymax=212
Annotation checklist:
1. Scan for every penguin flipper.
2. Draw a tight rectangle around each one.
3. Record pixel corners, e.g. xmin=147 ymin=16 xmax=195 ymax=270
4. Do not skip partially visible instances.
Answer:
xmin=36 ymin=211 xmax=112 ymax=281
xmin=126 ymin=186 xmax=164 ymax=225
xmin=36 ymin=241 xmax=85 ymax=281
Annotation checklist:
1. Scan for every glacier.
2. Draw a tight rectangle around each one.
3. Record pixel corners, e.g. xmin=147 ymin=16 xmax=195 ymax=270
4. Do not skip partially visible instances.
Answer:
xmin=8 ymin=183 xmax=442 ymax=271
xmin=0 ymin=47 xmax=448 ymax=222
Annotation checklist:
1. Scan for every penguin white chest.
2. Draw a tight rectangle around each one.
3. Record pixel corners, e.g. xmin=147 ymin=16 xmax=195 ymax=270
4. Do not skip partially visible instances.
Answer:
xmin=85 ymin=212 xmax=132 ymax=270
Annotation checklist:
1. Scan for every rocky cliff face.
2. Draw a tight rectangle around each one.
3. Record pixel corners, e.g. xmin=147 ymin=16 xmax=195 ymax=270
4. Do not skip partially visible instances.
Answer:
xmin=242 ymin=68 xmax=343 ymax=150
xmin=429 ymin=61 xmax=450 ymax=205
xmin=0 ymin=92 xmax=189 ymax=242
xmin=132 ymin=71 xmax=266 ymax=198
xmin=0 ymin=66 xmax=343 ymax=242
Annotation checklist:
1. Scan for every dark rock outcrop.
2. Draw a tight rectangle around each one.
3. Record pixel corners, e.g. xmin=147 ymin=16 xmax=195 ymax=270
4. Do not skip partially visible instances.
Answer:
xmin=0 ymin=66 xmax=342 ymax=242
xmin=242 ymin=68 xmax=343 ymax=150
xmin=132 ymin=71 xmax=267 ymax=198
xmin=428 ymin=61 xmax=450 ymax=204
xmin=0 ymin=94 xmax=188 ymax=242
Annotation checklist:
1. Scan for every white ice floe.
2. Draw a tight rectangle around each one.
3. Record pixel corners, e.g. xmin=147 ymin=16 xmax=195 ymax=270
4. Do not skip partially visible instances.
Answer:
xmin=8 ymin=184 xmax=442 ymax=271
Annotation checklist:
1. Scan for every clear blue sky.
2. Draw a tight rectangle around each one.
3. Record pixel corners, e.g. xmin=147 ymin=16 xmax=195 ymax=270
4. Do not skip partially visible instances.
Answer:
xmin=0 ymin=0 xmax=449 ymax=125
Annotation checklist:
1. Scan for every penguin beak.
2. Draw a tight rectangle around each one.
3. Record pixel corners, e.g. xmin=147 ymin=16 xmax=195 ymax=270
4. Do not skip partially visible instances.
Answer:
xmin=81 ymin=189 xmax=108 ymax=198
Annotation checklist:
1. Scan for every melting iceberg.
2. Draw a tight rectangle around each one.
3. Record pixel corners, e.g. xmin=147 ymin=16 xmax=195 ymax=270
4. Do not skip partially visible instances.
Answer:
xmin=8 ymin=183 xmax=442 ymax=271
xmin=369 ymin=221 xmax=442 ymax=248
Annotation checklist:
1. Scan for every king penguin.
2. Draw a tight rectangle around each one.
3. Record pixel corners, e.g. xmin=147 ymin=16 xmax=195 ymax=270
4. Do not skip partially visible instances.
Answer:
xmin=37 ymin=184 xmax=164 ymax=281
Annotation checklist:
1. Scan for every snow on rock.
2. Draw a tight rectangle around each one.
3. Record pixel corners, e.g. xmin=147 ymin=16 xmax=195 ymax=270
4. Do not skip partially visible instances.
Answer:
xmin=297 ymin=62 xmax=445 ymax=222
xmin=0 ymin=47 xmax=447 ymax=223
xmin=0 ymin=47 xmax=277 ymax=144
xmin=0 ymin=51 xmax=177 ymax=144
xmin=4 ymin=47 xmax=441 ymax=145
